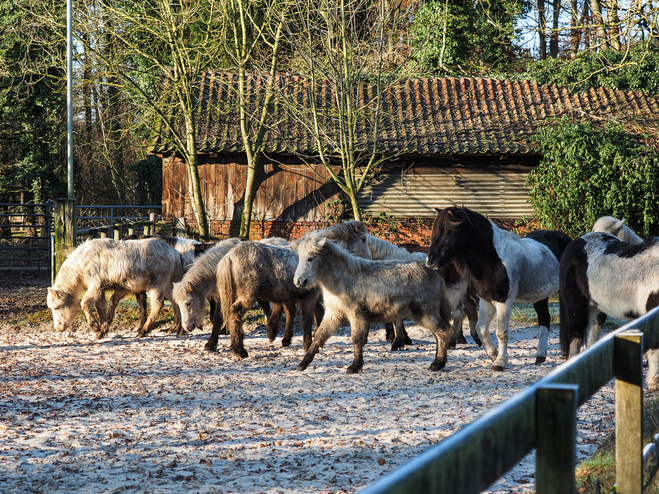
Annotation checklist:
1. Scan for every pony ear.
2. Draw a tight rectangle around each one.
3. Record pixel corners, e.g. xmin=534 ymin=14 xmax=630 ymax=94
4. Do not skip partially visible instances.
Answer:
xmin=613 ymin=219 xmax=626 ymax=234
xmin=47 ymin=287 xmax=59 ymax=299
xmin=185 ymin=281 xmax=194 ymax=292
xmin=317 ymin=238 xmax=328 ymax=249
xmin=435 ymin=207 xmax=442 ymax=213
xmin=355 ymin=222 xmax=367 ymax=233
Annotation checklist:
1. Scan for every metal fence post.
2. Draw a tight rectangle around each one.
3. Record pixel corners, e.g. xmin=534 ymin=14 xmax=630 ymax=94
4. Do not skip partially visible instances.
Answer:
xmin=52 ymin=198 xmax=77 ymax=282
xmin=615 ymin=330 xmax=644 ymax=494
xmin=536 ymin=384 xmax=579 ymax=494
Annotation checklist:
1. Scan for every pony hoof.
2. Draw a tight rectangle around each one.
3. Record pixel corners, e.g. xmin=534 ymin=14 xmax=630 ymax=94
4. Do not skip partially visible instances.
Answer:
xmin=491 ymin=365 xmax=504 ymax=372
xmin=448 ymin=341 xmax=457 ymax=349
xmin=96 ymin=332 xmax=105 ymax=340
xmin=281 ymin=340 xmax=292 ymax=348
xmin=204 ymin=343 xmax=217 ymax=353
xmin=535 ymin=356 xmax=546 ymax=364
xmin=346 ymin=365 xmax=362 ymax=374
xmin=429 ymin=360 xmax=446 ymax=372
xmin=297 ymin=363 xmax=308 ymax=372
xmin=391 ymin=343 xmax=405 ymax=351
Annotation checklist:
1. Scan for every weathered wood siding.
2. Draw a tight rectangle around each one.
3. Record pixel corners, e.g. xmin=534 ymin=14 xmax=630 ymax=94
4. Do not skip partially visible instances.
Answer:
xmin=162 ymin=154 xmax=340 ymax=225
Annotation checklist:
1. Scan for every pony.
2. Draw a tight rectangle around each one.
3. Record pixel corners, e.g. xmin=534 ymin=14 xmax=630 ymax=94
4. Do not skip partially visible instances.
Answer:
xmin=293 ymin=237 xmax=452 ymax=373
xmin=172 ymin=236 xmax=295 ymax=353
xmin=366 ymin=234 xmax=481 ymax=350
xmin=47 ymin=237 xmax=183 ymax=338
xmin=218 ymin=221 xmax=372 ymax=357
xmin=172 ymin=237 xmax=242 ymax=338
xmin=562 ymin=217 xmax=659 ymax=390
xmin=426 ymin=207 xmax=572 ymax=371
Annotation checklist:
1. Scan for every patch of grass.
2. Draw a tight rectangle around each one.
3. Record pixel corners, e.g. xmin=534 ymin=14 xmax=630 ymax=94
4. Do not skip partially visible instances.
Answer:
xmin=576 ymin=396 xmax=659 ymax=493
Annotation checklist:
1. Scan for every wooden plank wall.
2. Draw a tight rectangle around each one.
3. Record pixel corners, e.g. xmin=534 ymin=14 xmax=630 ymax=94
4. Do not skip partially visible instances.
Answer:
xmin=162 ymin=154 xmax=341 ymax=233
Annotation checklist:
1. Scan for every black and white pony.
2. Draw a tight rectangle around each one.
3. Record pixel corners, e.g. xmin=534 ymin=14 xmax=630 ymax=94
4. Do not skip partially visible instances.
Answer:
xmin=426 ymin=206 xmax=572 ymax=371
xmin=561 ymin=217 xmax=659 ymax=390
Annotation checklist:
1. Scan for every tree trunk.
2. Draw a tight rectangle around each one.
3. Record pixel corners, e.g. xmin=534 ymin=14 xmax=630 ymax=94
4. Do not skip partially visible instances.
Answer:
xmin=569 ymin=0 xmax=580 ymax=56
xmin=606 ymin=0 xmax=621 ymax=50
xmin=550 ymin=0 xmax=561 ymax=57
xmin=240 ymin=155 xmax=258 ymax=239
xmin=591 ymin=0 xmax=609 ymax=49
xmin=538 ymin=0 xmax=547 ymax=59
xmin=184 ymin=116 xmax=209 ymax=240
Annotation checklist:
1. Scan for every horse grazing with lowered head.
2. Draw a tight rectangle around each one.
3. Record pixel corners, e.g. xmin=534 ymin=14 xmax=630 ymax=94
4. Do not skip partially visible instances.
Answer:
xmin=47 ymin=237 xmax=183 ymax=338
xmin=426 ymin=206 xmax=572 ymax=371
xmin=218 ymin=221 xmax=372 ymax=358
xmin=294 ymin=236 xmax=453 ymax=373
xmin=561 ymin=217 xmax=659 ymax=390
xmin=366 ymin=234 xmax=481 ymax=350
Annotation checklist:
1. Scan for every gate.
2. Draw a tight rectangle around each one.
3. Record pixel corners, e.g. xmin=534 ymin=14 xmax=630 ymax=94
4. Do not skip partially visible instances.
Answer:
xmin=0 ymin=202 xmax=51 ymax=272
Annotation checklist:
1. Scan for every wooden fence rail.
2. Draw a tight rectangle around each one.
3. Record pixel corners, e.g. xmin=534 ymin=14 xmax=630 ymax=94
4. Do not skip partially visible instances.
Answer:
xmin=360 ymin=307 xmax=659 ymax=494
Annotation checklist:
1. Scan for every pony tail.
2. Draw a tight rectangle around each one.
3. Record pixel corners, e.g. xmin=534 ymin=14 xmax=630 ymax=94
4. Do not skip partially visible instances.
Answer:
xmin=217 ymin=255 xmax=236 ymax=334
xmin=438 ymin=279 xmax=453 ymax=331
xmin=558 ymin=289 xmax=570 ymax=358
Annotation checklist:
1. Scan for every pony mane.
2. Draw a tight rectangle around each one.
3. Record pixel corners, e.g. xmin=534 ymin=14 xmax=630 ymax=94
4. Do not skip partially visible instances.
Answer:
xmin=303 ymin=237 xmax=370 ymax=273
xmin=366 ymin=234 xmax=423 ymax=262
xmin=180 ymin=238 xmax=241 ymax=288
xmin=592 ymin=216 xmax=643 ymax=245
xmin=301 ymin=221 xmax=366 ymax=243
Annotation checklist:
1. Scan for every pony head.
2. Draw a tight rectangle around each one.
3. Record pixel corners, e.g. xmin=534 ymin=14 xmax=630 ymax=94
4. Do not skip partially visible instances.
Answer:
xmin=426 ymin=207 xmax=471 ymax=269
xmin=293 ymin=237 xmax=327 ymax=289
xmin=172 ymin=281 xmax=206 ymax=331
xmin=46 ymin=287 xmax=79 ymax=332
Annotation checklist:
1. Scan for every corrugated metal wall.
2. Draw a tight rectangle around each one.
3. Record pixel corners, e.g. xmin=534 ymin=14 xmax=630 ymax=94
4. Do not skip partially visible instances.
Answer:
xmin=359 ymin=168 xmax=535 ymax=219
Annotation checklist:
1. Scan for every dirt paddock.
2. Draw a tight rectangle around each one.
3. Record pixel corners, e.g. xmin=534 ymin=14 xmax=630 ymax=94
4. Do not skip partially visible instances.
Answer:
xmin=0 ymin=271 xmax=617 ymax=493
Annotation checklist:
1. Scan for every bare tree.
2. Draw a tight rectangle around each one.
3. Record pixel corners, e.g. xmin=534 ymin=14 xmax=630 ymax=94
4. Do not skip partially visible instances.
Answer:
xmin=282 ymin=0 xmax=409 ymax=221
xmin=75 ymin=0 xmax=230 ymax=239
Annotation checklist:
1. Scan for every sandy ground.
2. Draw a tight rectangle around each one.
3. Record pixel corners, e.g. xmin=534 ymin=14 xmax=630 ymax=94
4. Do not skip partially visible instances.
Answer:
xmin=0 ymin=272 xmax=616 ymax=494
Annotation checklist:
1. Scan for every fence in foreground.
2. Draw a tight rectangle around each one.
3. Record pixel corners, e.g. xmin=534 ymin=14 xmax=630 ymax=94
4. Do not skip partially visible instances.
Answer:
xmin=360 ymin=307 xmax=659 ymax=494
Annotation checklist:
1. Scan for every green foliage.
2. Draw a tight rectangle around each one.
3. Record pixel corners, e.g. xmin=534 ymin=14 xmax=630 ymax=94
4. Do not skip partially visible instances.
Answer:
xmin=523 ymin=45 xmax=659 ymax=94
xmin=526 ymin=120 xmax=659 ymax=237
xmin=409 ymin=0 xmax=527 ymax=76
xmin=0 ymin=0 xmax=67 ymax=198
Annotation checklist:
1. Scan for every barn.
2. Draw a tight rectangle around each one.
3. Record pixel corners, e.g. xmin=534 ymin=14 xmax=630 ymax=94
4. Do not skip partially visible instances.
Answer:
xmin=153 ymin=72 xmax=659 ymax=239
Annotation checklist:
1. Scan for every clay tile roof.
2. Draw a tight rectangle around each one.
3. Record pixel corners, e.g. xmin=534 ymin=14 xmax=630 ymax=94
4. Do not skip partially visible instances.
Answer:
xmin=152 ymin=71 xmax=659 ymax=156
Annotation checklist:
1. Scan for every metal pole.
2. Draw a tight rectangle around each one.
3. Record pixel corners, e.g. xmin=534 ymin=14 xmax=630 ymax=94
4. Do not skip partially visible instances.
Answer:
xmin=67 ymin=0 xmax=73 ymax=198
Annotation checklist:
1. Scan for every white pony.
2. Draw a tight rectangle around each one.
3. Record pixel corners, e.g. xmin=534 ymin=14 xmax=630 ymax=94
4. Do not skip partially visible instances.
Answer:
xmin=294 ymin=236 xmax=452 ymax=373
xmin=366 ymin=234 xmax=480 ymax=349
xmin=47 ymin=238 xmax=183 ymax=338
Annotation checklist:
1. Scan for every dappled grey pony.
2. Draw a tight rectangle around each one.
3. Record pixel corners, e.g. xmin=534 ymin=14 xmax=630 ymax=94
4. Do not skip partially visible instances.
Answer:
xmin=294 ymin=236 xmax=452 ymax=373
xmin=47 ymin=237 xmax=183 ymax=338
xmin=561 ymin=216 xmax=659 ymax=390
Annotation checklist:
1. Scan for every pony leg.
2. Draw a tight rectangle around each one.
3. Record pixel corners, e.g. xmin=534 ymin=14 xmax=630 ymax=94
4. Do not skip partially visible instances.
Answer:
xmin=647 ymin=348 xmax=659 ymax=392
xmin=281 ymin=302 xmax=297 ymax=348
xmin=227 ymin=298 xmax=252 ymax=358
xmin=448 ymin=307 xmax=467 ymax=348
xmin=313 ymin=299 xmax=324 ymax=329
xmin=347 ymin=320 xmax=369 ymax=374
xmin=475 ymin=300 xmax=498 ymax=362
xmin=139 ymin=291 xmax=164 ymax=337
xmin=297 ymin=313 xmax=343 ymax=371
xmin=390 ymin=320 xmax=411 ymax=351
xmin=418 ymin=315 xmax=451 ymax=371
xmin=106 ymin=289 xmax=130 ymax=335
xmin=205 ymin=304 xmax=225 ymax=352
xmin=94 ymin=292 xmax=110 ymax=339
xmin=136 ymin=291 xmax=148 ymax=330
xmin=532 ymin=299 xmax=551 ymax=364
xmin=585 ymin=308 xmax=607 ymax=348
xmin=266 ymin=303 xmax=284 ymax=343
xmin=464 ymin=294 xmax=482 ymax=346
xmin=491 ymin=302 xmax=512 ymax=371
xmin=384 ymin=322 xmax=396 ymax=343
xmin=299 ymin=298 xmax=317 ymax=351
xmin=80 ymin=288 xmax=103 ymax=336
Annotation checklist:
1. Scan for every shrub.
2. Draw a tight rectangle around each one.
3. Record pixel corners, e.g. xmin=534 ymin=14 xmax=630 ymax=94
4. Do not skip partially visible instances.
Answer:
xmin=526 ymin=120 xmax=659 ymax=237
